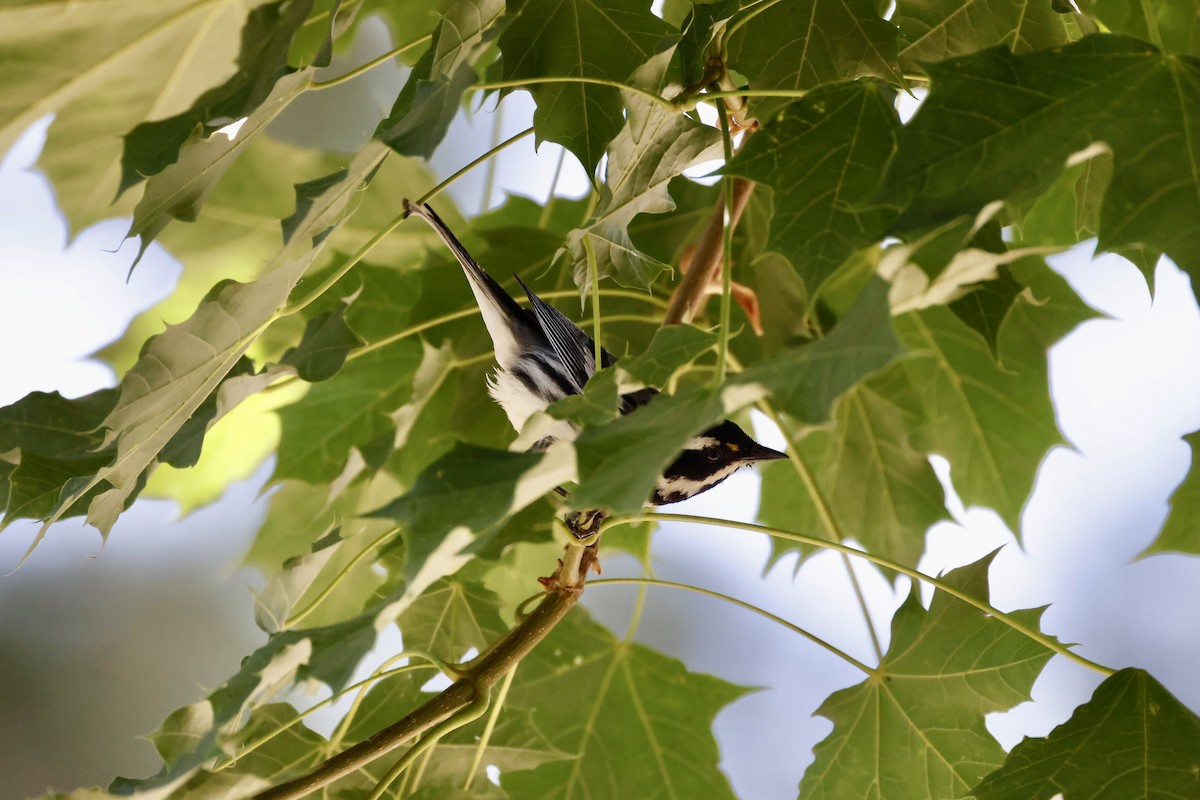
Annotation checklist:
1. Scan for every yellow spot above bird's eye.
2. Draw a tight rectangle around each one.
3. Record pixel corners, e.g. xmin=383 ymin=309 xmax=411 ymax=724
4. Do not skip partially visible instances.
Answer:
xmin=727 ymin=442 xmax=739 ymax=452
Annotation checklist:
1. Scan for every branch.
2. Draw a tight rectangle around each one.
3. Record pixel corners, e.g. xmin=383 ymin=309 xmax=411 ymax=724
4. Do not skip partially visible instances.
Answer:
xmin=253 ymin=544 xmax=591 ymax=800
xmin=662 ymin=177 xmax=756 ymax=326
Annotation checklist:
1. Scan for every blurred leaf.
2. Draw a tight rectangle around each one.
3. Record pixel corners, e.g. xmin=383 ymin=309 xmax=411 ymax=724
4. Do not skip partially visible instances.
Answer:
xmin=726 ymin=0 xmax=902 ymax=118
xmin=883 ymin=36 xmax=1200 ymax=291
xmin=1082 ymin=0 xmax=1200 ymax=56
xmin=800 ymin=554 xmax=1054 ymax=799
xmin=375 ymin=0 xmax=505 ymax=156
xmin=972 ymin=668 xmax=1200 ymax=800
xmin=126 ymin=69 xmax=315 ymax=264
xmin=726 ymin=81 xmax=901 ymax=298
xmin=759 ymin=362 xmax=948 ymax=568
xmin=0 ymin=389 xmax=117 ymax=525
xmin=281 ymin=302 xmax=364 ymax=381
xmin=119 ymin=0 xmax=319 ymax=195
xmin=274 ymin=340 xmax=424 ymax=483
xmin=1145 ymin=429 xmax=1200 ymax=556
xmin=567 ymin=92 xmax=722 ymax=290
xmin=896 ymin=0 xmax=1077 ymax=70
xmin=503 ymin=608 xmax=748 ymax=800
xmin=948 ymin=266 xmax=1025 ymax=358
xmin=0 ymin=0 xmax=259 ymax=232
xmin=497 ymin=0 xmax=674 ymax=174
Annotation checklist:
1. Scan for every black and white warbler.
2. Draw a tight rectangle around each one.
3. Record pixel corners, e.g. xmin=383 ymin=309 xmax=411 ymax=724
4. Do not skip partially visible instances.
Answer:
xmin=403 ymin=200 xmax=787 ymax=506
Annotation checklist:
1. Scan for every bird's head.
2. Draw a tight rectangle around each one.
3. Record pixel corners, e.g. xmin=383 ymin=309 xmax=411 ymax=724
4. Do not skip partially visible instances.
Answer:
xmin=652 ymin=419 xmax=788 ymax=505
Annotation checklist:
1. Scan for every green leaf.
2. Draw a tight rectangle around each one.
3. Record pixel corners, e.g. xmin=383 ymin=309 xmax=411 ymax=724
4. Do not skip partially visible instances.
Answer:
xmin=675 ymin=0 xmax=739 ymax=87
xmin=1083 ymin=0 xmax=1200 ymax=56
xmin=800 ymin=554 xmax=1055 ymax=799
xmin=548 ymin=367 xmax=623 ymax=427
xmin=281 ymin=302 xmax=364 ymax=381
xmin=948 ymin=266 xmax=1025 ymax=358
xmin=896 ymin=0 xmax=1078 ymax=70
xmin=895 ymin=257 xmax=1092 ymax=530
xmin=375 ymin=0 xmax=505 ymax=157
xmin=567 ymin=92 xmax=722 ymax=290
xmin=573 ymin=280 xmax=900 ymax=513
xmin=725 ymin=0 xmax=902 ymax=118
xmin=497 ymin=0 xmax=675 ymax=174
xmin=619 ymin=324 xmax=717 ymax=387
xmin=125 ymin=69 xmax=315 ymax=264
xmin=274 ymin=341 xmax=424 ymax=483
xmin=972 ymin=668 xmax=1200 ymax=800
xmin=0 ymin=0 xmax=259 ymax=233
xmin=1145 ymin=430 xmax=1200 ymax=556
xmin=119 ymin=0 xmax=318 ymax=195
xmin=882 ymin=36 xmax=1200 ymax=291
xmin=371 ymin=442 xmax=567 ymax=584
xmin=759 ymin=362 xmax=948 ymax=568
xmin=726 ymin=81 xmax=902 ymax=297
xmin=738 ymin=278 xmax=901 ymax=424
xmin=0 ymin=389 xmax=117 ymax=524
xmin=502 ymin=608 xmax=748 ymax=800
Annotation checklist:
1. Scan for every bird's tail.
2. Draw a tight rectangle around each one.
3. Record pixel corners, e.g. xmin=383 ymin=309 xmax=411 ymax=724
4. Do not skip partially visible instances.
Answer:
xmin=403 ymin=199 xmax=528 ymax=367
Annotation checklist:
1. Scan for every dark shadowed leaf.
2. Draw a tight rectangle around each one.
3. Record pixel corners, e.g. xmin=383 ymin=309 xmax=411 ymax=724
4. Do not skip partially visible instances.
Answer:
xmin=281 ymin=302 xmax=364 ymax=381
xmin=502 ymin=608 xmax=748 ymax=800
xmin=896 ymin=0 xmax=1078 ymax=70
xmin=497 ymin=0 xmax=674 ymax=174
xmin=800 ymin=554 xmax=1055 ymax=799
xmin=726 ymin=81 xmax=902 ymax=297
xmin=972 ymin=668 xmax=1200 ymax=800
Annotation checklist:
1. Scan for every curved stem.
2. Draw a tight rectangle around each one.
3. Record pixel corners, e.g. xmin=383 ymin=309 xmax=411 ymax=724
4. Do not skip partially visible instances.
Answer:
xmin=369 ymin=684 xmax=490 ymax=800
xmin=417 ymin=127 xmax=534 ymax=206
xmin=284 ymin=527 xmax=401 ymax=629
xmin=215 ymin=660 xmax=440 ymax=771
xmin=473 ymin=77 xmax=675 ymax=110
xmin=538 ymin=147 xmax=568 ymax=229
xmin=722 ymin=0 xmax=783 ymax=46
xmin=585 ymin=235 xmax=602 ymax=365
xmin=589 ymin=577 xmax=875 ymax=675
xmin=604 ymin=513 xmax=1116 ymax=678
xmin=1139 ymin=0 xmax=1164 ymax=49
xmin=759 ymin=403 xmax=886 ymax=663
xmin=463 ymin=666 xmax=517 ymax=790
xmin=309 ymin=35 xmax=431 ymax=90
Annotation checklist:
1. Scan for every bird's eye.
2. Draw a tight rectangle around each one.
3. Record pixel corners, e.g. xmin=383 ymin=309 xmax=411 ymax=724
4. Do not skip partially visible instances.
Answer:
xmin=706 ymin=450 xmax=721 ymax=462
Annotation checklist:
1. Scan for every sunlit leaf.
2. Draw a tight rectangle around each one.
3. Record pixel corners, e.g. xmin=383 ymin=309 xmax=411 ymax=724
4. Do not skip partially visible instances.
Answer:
xmin=896 ymin=0 xmax=1078 ymax=70
xmin=566 ymin=92 xmax=722 ymax=290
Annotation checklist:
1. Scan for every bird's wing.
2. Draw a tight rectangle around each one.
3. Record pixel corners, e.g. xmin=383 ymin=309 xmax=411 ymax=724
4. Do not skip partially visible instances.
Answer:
xmin=403 ymin=200 xmax=539 ymax=368
xmin=513 ymin=275 xmax=596 ymax=391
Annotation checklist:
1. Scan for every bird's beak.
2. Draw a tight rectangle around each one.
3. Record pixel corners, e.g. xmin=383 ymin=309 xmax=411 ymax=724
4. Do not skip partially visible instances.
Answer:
xmin=745 ymin=442 xmax=789 ymax=462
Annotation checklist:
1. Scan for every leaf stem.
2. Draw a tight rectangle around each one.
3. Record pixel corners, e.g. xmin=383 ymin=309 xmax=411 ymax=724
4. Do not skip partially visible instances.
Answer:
xmin=463 ymin=665 xmax=517 ymax=790
xmin=284 ymin=526 xmax=401 ymax=629
xmin=758 ymin=403 xmax=886 ymax=663
xmin=417 ymin=127 xmax=535 ymax=207
xmin=590 ymin=577 xmax=876 ymax=675
xmin=604 ymin=513 xmax=1116 ymax=677
xmin=1139 ymin=0 xmax=1164 ymax=49
xmin=369 ymin=684 xmax=490 ymax=800
xmin=585 ymin=235 xmax=603 ymax=366
xmin=714 ymin=98 xmax=735 ymax=387
xmin=309 ymin=35 xmax=431 ymax=90
xmin=538 ymin=147 xmax=568 ymax=229
xmin=472 ymin=77 xmax=675 ymax=110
